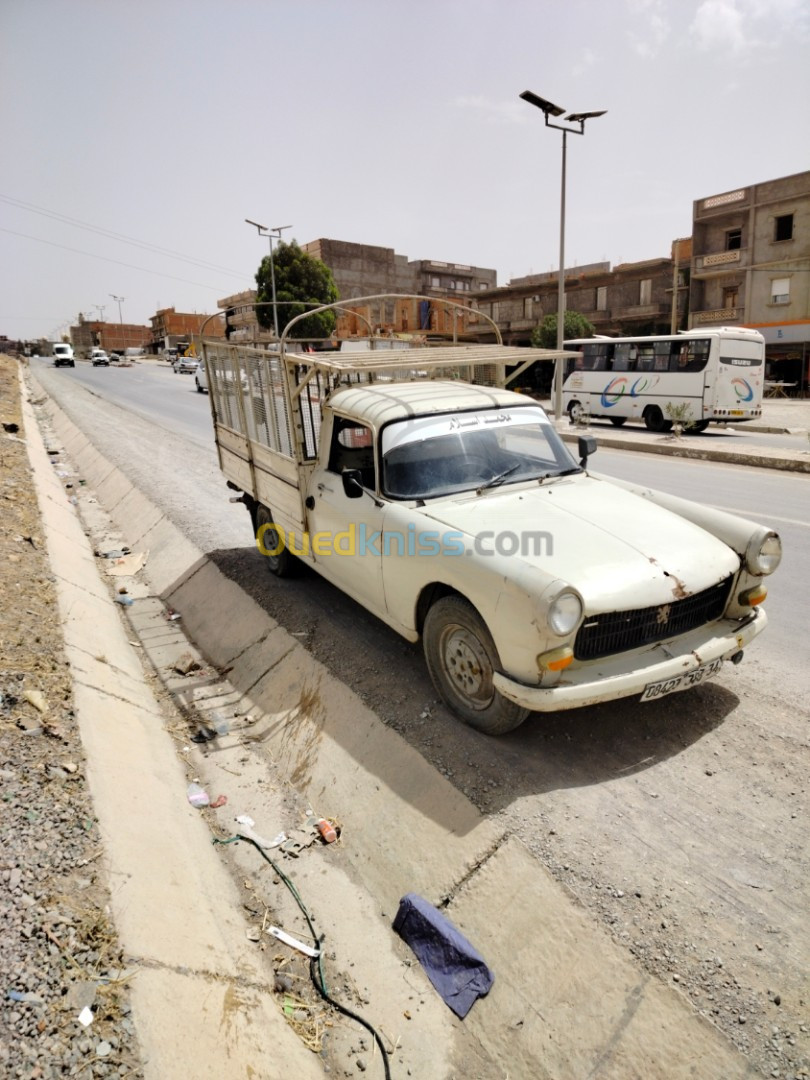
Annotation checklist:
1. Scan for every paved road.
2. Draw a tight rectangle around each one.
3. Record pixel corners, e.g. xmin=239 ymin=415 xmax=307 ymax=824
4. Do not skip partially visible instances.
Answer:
xmin=32 ymin=356 xmax=807 ymax=677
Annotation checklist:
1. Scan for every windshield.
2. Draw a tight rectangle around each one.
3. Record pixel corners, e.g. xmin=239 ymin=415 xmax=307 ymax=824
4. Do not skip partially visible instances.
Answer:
xmin=381 ymin=405 xmax=579 ymax=500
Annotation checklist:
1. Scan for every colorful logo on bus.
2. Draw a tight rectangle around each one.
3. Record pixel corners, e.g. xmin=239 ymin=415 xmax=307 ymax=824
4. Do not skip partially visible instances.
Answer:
xmin=600 ymin=375 xmax=659 ymax=408
xmin=731 ymin=378 xmax=754 ymax=401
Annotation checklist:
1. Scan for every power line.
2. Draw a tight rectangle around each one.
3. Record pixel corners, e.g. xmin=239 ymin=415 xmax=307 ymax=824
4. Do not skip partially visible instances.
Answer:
xmin=0 ymin=192 xmax=248 ymax=277
xmin=0 ymin=227 xmax=244 ymax=292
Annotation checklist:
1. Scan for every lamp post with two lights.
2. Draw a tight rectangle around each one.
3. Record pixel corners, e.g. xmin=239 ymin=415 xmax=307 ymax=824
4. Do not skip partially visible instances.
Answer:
xmin=519 ymin=90 xmax=606 ymax=420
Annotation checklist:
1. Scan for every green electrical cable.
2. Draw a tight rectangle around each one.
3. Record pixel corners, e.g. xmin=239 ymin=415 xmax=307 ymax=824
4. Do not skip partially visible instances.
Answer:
xmin=213 ymin=833 xmax=392 ymax=1080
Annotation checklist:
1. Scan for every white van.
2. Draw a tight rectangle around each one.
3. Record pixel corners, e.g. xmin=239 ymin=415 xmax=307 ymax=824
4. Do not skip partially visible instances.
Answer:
xmin=52 ymin=343 xmax=75 ymax=368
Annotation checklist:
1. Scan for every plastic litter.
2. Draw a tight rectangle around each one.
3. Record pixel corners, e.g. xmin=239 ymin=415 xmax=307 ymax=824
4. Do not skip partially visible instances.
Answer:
xmin=209 ymin=794 xmax=228 ymax=809
xmin=187 ymin=782 xmax=210 ymax=808
xmin=235 ymin=815 xmax=286 ymax=849
xmin=211 ymin=710 xmax=230 ymax=735
xmin=393 ymin=893 xmax=494 ymax=1018
xmin=267 ymin=925 xmax=320 ymax=958
xmin=115 ymin=595 xmax=134 ymax=606
xmin=78 ymin=1006 xmax=94 ymax=1027
xmin=316 ymin=818 xmax=337 ymax=843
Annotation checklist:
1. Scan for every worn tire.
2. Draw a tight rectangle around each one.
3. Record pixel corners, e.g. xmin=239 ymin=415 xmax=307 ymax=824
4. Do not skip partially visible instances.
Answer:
xmin=255 ymin=504 xmax=297 ymax=577
xmin=644 ymin=406 xmax=672 ymax=433
xmin=567 ymin=400 xmax=583 ymax=424
xmin=423 ymin=596 xmax=529 ymax=734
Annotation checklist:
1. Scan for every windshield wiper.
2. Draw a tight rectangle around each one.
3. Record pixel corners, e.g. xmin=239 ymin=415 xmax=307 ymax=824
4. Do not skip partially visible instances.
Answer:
xmin=476 ymin=463 xmax=521 ymax=494
xmin=538 ymin=465 xmax=582 ymax=484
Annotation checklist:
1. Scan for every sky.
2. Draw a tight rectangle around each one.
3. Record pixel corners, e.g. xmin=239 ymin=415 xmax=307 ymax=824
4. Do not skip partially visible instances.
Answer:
xmin=1 ymin=0 xmax=808 ymax=342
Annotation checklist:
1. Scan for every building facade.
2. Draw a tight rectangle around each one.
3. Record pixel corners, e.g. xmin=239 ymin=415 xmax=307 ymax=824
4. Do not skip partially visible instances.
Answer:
xmin=689 ymin=170 xmax=810 ymax=392
xmin=70 ymin=314 xmax=151 ymax=354
xmin=149 ymin=307 xmax=224 ymax=352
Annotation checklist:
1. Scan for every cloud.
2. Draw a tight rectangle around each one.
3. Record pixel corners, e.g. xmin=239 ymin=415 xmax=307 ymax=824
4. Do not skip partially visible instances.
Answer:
xmin=572 ymin=48 xmax=597 ymax=77
xmin=689 ymin=0 xmax=809 ymax=52
xmin=690 ymin=0 xmax=749 ymax=50
xmin=625 ymin=0 xmax=671 ymax=58
xmin=453 ymin=95 xmax=527 ymax=125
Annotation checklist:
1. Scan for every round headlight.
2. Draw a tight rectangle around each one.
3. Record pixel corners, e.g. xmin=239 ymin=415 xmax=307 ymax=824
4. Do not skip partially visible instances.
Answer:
xmin=746 ymin=531 xmax=781 ymax=576
xmin=548 ymin=591 xmax=583 ymax=636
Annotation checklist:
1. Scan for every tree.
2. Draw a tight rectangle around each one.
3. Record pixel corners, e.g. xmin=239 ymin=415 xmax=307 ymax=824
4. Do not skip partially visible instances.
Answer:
xmin=531 ymin=310 xmax=595 ymax=349
xmin=255 ymin=241 xmax=339 ymax=340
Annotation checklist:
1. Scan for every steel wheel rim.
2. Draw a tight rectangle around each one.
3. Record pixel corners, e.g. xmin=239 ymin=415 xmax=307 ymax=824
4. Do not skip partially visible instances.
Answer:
xmin=441 ymin=623 xmax=495 ymax=710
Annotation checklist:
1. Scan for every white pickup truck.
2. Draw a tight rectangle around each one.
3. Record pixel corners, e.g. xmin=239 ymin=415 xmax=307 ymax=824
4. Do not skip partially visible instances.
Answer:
xmin=201 ymin=298 xmax=780 ymax=734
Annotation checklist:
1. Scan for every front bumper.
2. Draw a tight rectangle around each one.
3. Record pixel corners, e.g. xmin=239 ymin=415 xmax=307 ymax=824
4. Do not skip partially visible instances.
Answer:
xmin=493 ymin=609 xmax=766 ymax=712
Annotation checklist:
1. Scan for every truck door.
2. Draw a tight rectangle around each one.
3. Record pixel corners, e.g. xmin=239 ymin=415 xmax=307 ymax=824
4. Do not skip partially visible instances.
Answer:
xmin=305 ymin=415 xmax=386 ymax=618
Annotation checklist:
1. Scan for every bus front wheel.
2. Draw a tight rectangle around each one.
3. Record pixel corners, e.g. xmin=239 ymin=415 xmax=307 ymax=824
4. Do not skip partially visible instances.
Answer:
xmin=567 ymin=400 xmax=584 ymax=424
xmin=644 ymin=406 xmax=672 ymax=433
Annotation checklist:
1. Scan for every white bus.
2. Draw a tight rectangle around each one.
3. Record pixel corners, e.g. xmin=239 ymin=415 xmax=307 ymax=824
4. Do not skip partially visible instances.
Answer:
xmin=562 ymin=327 xmax=765 ymax=432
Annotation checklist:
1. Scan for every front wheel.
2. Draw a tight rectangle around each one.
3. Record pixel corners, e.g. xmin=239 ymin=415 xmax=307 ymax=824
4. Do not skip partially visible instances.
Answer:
xmin=644 ymin=406 xmax=672 ymax=433
xmin=423 ymin=596 xmax=529 ymax=734
xmin=255 ymin=504 xmax=297 ymax=577
xmin=609 ymin=416 xmax=627 ymax=427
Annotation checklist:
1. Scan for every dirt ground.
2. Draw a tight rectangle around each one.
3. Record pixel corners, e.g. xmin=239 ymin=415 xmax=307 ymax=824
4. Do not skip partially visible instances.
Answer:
xmin=0 ymin=355 xmax=146 ymax=1077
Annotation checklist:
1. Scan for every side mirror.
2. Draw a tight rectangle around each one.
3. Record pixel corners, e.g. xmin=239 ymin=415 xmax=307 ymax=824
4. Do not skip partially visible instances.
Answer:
xmin=342 ymin=469 xmax=364 ymax=499
xmin=578 ymin=435 xmax=597 ymax=469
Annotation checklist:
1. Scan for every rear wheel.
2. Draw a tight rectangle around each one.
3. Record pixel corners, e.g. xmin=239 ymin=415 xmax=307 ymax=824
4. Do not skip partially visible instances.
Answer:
xmin=609 ymin=416 xmax=627 ymax=427
xmin=644 ymin=406 xmax=672 ymax=433
xmin=255 ymin=504 xmax=297 ymax=577
xmin=423 ymin=596 xmax=529 ymax=735
xmin=691 ymin=420 xmax=710 ymax=433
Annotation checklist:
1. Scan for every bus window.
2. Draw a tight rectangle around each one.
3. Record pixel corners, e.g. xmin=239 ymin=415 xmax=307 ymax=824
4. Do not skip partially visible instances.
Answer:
xmin=635 ymin=345 xmax=655 ymax=371
xmin=612 ymin=343 xmax=635 ymax=371
xmin=673 ymin=340 xmax=709 ymax=372
xmin=582 ymin=343 xmax=610 ymax=371
xmin=653 ymin=342 xmax=671 ymax=372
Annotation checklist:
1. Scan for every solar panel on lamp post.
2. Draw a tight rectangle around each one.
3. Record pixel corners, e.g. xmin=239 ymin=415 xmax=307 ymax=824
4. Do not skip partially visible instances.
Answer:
xmin=520 ymin=91 xmax=606 ymax=420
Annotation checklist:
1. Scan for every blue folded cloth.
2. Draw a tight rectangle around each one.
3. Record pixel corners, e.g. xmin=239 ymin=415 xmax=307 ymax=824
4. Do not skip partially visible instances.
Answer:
xmin=393 ymin=893 xmax=494 ymax=1018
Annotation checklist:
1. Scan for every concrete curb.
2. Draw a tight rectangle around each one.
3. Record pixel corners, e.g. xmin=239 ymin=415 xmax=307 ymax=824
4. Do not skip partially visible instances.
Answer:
xmin=34 ymin=381 xmax=758 ymax=1078
xmin=22 ymin=377 xmax=326 ymax=1079
xmin=558 ymin=428 xmax=810 ymax=473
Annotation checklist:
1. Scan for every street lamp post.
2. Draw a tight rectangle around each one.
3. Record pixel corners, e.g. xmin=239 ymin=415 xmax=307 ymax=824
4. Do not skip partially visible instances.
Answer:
xmin=520 ymin=90 xmax=606 ymax=420
xmin=109 ymin=294 xmax=125 ymax=325
xmin=245 ymin=219 xmax=292 ymax=340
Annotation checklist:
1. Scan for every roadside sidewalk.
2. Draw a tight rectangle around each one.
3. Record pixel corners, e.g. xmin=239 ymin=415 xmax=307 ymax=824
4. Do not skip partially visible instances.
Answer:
xmin=542 ymin=398 xmax=810 ymax=474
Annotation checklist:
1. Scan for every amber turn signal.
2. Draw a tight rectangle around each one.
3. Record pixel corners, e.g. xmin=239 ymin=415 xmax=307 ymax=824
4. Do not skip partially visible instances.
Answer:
xmin=738 ymin=584 xmax=767 ymax=607
xmin=537 ymin=646 xmax=574 ymax=672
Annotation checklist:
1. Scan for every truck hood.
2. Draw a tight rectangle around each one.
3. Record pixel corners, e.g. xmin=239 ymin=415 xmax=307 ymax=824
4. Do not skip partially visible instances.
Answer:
xmin=418 ymin=474 xmax=740 ymax=610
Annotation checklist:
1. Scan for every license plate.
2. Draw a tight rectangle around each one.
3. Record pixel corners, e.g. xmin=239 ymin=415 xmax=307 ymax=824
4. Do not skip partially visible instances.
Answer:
xmin=640 ymin=658 xmax=723 ymax=701
xmin=729 ymin=410 xmax=744 ymax=416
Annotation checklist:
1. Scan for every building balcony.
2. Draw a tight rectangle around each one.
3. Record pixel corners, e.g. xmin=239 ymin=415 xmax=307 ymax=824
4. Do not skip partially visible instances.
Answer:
xmin=622 ymin=303 xmax=668 ymax=319
xmin=693 ymin=248 xmax=747 ymax=274
xmin=691 ymin=308 xmax=739 ymax=325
